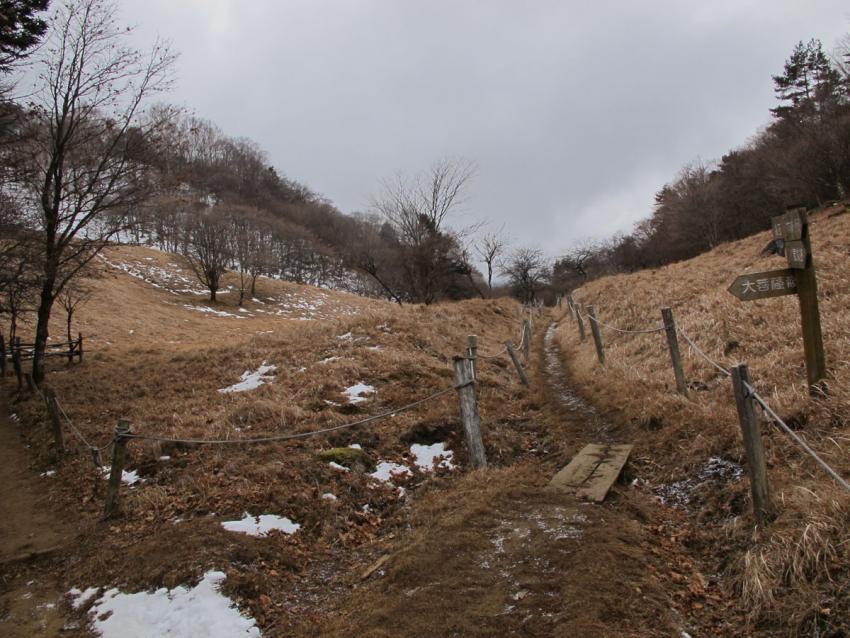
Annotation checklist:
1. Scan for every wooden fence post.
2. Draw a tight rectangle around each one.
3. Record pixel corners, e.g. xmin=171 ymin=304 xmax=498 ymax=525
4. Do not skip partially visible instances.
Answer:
xmin=505 ymin=341 xmax=529 ymax=386
xmin=567 ymin=291 xmax=575 ymax=320
xmin=576 ymin=304 xmax=586 ymax=342
xmin=104 ymin=419 xmax=132 ymax=518
xmin=77 ymin=333 xmax=83 ymax=363
xmin=13 ymin=337 xmax=23 ymax=390
xmin=467 ymin=335 xmax=478 ymax=381
xmin=557 ymin=293 xmax=562 ymax=309
xmin=587 ymin=305 xmax=605 ymax=365
xmin=452 ymin=357 xmax=487 ymax=469
xmin=43 ymin=386 xmax=65 ymax=454
xmin=522 ymin=319 xmax=531 ymax=362
xmin=731 ymin=364 xmax=774 ymax=527
xmin=661 ymin=307 xmax=688 ymax=396
xmin=0 ymin=332 xmax=5 ymax=377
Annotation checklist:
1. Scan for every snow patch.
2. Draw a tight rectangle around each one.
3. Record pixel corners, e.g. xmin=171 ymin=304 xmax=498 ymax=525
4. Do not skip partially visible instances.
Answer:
xmin=410 ymin=442 xmax=454 ymax=471
xmin=370 ymin=462 xmax=412 ymax=483
xmin=183 ymin=304 xmax=245 ymax=319
xmin=221 ymin=512 xmax=300 ymax=537
xmin=71 ymin=571 xmax=259 ymax=637
xmin=218 ymin=362 xmax=277 ymax=393
xmin=67 ymin=586 xmax=98 ymax=610
xmin=101 ymin=466 xmax=141 ymax=486
xmin=342 ymin=383 xmax=375 ymax=404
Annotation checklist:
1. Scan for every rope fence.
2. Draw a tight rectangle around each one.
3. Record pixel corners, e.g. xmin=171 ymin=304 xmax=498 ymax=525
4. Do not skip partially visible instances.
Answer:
xmin=563 ymin=292 xmax=850 ymax=517
xmin=5 ymin=310 xmax=539 ymax=518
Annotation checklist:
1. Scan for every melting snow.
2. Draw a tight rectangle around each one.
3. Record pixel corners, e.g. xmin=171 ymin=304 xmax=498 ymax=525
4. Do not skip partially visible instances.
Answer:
xmin=40 ymin=470 xmax=56 ymax=477
xmin=655 ymin=457 xmax=743 ymax=509
xmin=370 ymin=462 xmax=412 ymax=482
xmin=101 ymin=466 xmax=141 ymax=486
xmin=329 ymin=461 xmax=349 ymax=472
xmin=221 ymin=512 xmax=300 ymax=537
xmin=410 ymin=442 xmax=454 ymax=471
xmin=342 ymin=383 xmax=375 ymax=404
xmin=218 ymin=362 xmax=277 ymax=393
xmin=321 ymin=493 xmax=338 ymax=501
xmin=68 ymin=586 xmax=98 ymax=610
xmin=70 ymin=571 xmax=260 ymax=637
xmin=183 ymin=304 xmax=245 ymax=319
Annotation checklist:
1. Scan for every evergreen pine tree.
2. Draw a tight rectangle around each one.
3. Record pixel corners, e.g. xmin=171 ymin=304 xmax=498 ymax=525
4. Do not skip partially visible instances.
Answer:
xmin=771 ymin=39 xmax=842 ymax=123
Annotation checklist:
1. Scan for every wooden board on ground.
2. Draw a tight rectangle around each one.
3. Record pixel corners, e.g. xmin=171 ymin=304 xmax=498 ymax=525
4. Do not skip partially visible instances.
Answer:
xmin=548 ymin=443 xmax=633 ymax=502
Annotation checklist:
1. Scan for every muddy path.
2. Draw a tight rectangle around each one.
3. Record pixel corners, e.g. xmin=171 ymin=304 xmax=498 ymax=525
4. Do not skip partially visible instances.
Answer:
xmin=0 ymin=394 xmax=74 ymax=637
xmin=309 ymin=317 xmax=692 ymax=637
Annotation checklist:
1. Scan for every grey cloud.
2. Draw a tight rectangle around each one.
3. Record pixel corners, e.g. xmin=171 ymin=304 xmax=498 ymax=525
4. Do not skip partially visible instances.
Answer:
xmin=118 ymin=0 xmax=850 ymax=256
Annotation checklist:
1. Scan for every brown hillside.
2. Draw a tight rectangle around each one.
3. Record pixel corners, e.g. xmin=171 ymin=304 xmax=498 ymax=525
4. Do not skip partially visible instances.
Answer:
xmin=558 ymin=202 xmax=850 ymax=634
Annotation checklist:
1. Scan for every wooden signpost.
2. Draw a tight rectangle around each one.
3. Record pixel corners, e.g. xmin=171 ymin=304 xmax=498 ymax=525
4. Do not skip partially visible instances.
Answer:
xmin=728 ymin=208 xmax=826 ymax=390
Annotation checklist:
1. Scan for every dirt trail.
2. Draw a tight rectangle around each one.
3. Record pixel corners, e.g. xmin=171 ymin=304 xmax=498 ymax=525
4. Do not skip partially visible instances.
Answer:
xmin=0 ymin=394 xmax=72 ymax=637
xmin=310 ymin=319 xmax=683 ymax=637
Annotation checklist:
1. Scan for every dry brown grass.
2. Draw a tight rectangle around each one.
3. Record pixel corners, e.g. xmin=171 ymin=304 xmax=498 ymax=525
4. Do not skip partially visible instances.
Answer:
xmin=557 ymin=202 xmax=850 ymax=634
xmin=5 ymin=245 xmax=559 ymax=635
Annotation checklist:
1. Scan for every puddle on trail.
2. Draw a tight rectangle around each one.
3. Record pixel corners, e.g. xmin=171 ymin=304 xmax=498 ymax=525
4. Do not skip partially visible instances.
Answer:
xmin=543 ymin=323 xmax=613 ymax=439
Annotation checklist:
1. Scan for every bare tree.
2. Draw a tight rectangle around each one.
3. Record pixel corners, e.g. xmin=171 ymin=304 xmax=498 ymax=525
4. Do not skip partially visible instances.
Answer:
xmin=59 ymin=279 xmax=91 ymax=345
xmin=15 ymin=0 xmax=176 ymax=383
xmin=501 ymin=247 xmax=549 ymax=304
xmin=370 ymin=158 xmax=476 ymax=303
xmin=475 ymin=227 xmax=507 ymax=295
xmin=184 ymin=207 xmax=232 ymax=303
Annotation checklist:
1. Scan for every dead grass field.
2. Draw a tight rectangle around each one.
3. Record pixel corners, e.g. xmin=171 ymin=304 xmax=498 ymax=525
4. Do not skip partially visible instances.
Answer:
xmin=7 ymin=216 xmax=848 ymax=636
xmin=557 ymin=202 xmax=850 ymax=635
xmin=7 ymin=245 xmax=618 ymax=636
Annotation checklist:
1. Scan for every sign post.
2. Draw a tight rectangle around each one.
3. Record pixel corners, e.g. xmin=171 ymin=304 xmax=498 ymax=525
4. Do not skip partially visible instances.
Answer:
xmin=729 ymin=208 xmax=826 ymax=391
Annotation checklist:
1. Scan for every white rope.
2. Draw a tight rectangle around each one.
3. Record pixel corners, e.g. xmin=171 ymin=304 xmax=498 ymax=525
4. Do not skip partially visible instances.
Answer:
xmin=744 ymin=381 xmax=850 ymax=492
xmin=676 ymin=325 xmax=731 ymax=377
xmin=586 ymin=314 xmax=666 ymax=335
xmin=126 ymin=386 xmax=456 ymax=446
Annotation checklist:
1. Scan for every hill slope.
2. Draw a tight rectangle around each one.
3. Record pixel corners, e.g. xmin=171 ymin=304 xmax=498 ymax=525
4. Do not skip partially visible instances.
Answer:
xmin=557 ymin=201 xmax=850 ymax=634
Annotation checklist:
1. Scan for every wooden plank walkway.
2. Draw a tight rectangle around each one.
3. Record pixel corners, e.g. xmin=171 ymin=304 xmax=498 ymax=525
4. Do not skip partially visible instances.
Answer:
xmin=548 ymin=443 xmax=633 ymax=502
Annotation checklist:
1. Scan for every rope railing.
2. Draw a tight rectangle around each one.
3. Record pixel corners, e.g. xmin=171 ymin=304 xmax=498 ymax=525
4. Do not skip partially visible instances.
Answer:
xmin=566 ymin=291 xmax=850 ymax=503
xmin=585 ymin=312 xmax=666 ymax=335
xmin=572 ymin=304 xmax=664 ymax=336
xmin=9 ymin=307 xmax=537 ymax=517
xmin=744 ymin=381 xmax=850 ymax=493
xmin=676 ymin=324 xmax=732 ymax=378
xmin=124 ymin=386 xmax=457 ymax=447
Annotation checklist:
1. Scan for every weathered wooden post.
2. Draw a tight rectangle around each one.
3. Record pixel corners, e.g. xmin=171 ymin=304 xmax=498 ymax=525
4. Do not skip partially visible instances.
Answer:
xmin=0 ymin=332 xmax=5 ymax=377
xmin=557 ymin=293 xmax=563 ymax=309
xmin=790 ymin=210 xmax=826 ymax=391
xmin=504 ymin=341 xmax=529 ymax=386
xmin=43 ymin=386 xmax=65 ymax=454
xmin=467 ymin=335 xmax=478 ymax=380
xmin=661 ymin=307 xmax=688 ymax=396
xmin=522 ymin=319 xmax=531 ymax=362
xmin=566 ymin=291 xmax=575 ymax=320
xmin=77 ymin=333 xmax=83 ymax=363
xmin=452 ymin=357 xmax=487 ymax=469
xmin=576 ymin=304 xmax=586 ymax=342
xmin=587 ymin=305 xmax=605 ymax=365
xmin=730 ymin=209 xmax=825 ymax=393
xmin=104 ymin=419 xmax=132 ymax=518
xmin=731 ymin=364 xmax=774 ymax=527
xmin=12 ymin=337 xmax=23 ymax=390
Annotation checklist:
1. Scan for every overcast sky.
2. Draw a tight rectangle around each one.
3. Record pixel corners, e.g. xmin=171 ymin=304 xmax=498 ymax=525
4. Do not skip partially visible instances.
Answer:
xmin=117 ymin=0 xmax=849 ymax=256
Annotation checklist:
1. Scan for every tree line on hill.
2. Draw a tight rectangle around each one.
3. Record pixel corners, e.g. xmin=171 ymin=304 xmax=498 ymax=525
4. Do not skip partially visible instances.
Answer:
xmin=0 ymin=0 xmax=506 ymax=385
xmin=553 ymin=36 xmax=850 ymax=291
xmin=3 ymin=2 xmax=846 ymax=385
